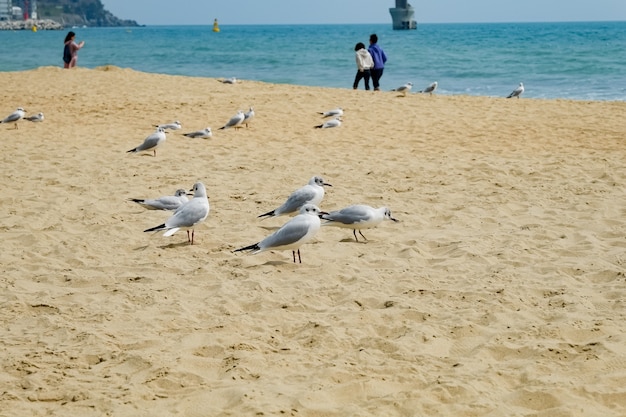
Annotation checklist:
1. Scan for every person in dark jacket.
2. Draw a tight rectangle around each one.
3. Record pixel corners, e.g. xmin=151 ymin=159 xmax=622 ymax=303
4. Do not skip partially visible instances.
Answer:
xmin=368 ymin=34 xmax=387 ymax=91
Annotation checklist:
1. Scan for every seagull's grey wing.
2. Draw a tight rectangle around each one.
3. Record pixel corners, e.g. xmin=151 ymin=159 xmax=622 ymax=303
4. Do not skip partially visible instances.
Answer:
xmin=167 ymin=200 xmax=208 ymax=228
xmin=325 ymin=206 xmax=371 ymax=225
xmin=260 ymin=217 xmax=311 ymax=249
xmin=276 ymin=187 xmax=317 ymax=214
xmin=225 ymin=114 xmax=242 ymax=127
xmin=2 ymin=112 xmax=20 ymax=123
xmin=183 ymin=130 xmax=203 ymax=138
xmin=150 ymin=196 xmax=186 ymax=210
xmin=135 ymin=134 xmax=161 ymax=151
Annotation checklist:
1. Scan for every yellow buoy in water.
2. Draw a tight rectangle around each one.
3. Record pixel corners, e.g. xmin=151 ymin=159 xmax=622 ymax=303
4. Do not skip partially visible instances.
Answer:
xmin=32 ymin=25 xmax=37 ymax=32
xmin=212 ymin=18 xmax=220 ymax=33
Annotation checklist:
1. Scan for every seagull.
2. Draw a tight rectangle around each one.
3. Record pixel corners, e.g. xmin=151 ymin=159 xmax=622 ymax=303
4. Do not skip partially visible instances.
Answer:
xmin=315 ymin=118 xmax=342 ymax=129
xmin=322 ymin=205 xmax=398 ymax=242
xmin=259 ymin=175 xmax=332 ymax=219
xmin=183 ymin=127 xmax=212 ymax=139
xmin=234 ymin=204 xmax=327 ymax=263
xmin=219 ymin=110 xmax=245 ymax=130
xmin=1 ymin=107 xmax=26 ymax=129
xmin=392 ymin=82 xmax=413 ymax=96
xmin=507 ymin=82 xmax=524 ymax=99
xmin=144 ymin=182 xmax=210 ymax=245
xmin=418 ymin=81 xmax=438 ymax=95
xmin=127 ymin=127 xmax=167 ymax=157
xmin=221 ymin=77 xmax=238 ymax=84
xmin=243 ymin=107 xmax=255 ymax=128
xmin=319 ymin=107 xmax=343 ymax=118
xmin=129 ymin=189 xmax=190 ymax=211
xmin=154 ymin=120 xmax=182 ymax=131
xmin=24 ymin=112 xmax=45 ymax=122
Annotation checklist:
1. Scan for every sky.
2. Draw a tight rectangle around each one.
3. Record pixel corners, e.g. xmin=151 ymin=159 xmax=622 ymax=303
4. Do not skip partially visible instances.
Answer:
xmin=101 ymin=0 xmax=626 ymax=26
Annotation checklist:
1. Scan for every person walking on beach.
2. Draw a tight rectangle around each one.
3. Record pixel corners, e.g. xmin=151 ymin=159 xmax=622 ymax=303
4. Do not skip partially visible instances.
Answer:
xmin=63 ymin=31 xmax=85 ymax=69
xmin=368 ymin=34 xmax=387 ymax=91
xmin=353 ymin=42 xmax=374 ymax=90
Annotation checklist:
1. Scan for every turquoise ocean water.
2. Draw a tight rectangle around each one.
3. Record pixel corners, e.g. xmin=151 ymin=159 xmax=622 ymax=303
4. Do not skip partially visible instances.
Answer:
xmin=1 ymin=21 xmax=625 ymax=101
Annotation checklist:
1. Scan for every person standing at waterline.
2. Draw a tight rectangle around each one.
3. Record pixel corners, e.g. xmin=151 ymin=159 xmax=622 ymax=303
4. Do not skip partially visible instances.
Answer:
xmin=63 ymin=31 xmax=85 ymax=69
xmin=368 ymin=34 xmax=387 ymax=91
xmin=353 ymin=42 xmax=374 ymax=90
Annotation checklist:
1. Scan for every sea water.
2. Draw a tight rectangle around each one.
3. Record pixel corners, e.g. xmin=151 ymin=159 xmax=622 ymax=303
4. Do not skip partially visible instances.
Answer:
xmin=1 ymin=21 xmax=624 ymax=101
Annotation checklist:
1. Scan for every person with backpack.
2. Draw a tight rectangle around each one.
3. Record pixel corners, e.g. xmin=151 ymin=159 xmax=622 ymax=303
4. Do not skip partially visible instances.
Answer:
xmin=63 ymin=31 xmax=85 ymax=69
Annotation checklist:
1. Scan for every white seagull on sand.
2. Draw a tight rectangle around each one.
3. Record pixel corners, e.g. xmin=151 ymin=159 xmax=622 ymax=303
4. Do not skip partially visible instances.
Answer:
xmin=322 ymin=205 xmax=398 ymax=242
xmin=314 ymin=118 xmax=342 ymax=129
xmin=154 ymin=120 xmax=182 ymax=131
xmin=24 ymin=112 xmax=45 ymax=122
xmin=507 ymin=82 xmax=524 ymax=99
xmin=144 ymin=182 xmax=210 ymax=245
xmin=219 ymin=110 xmax=245 ymax=130
xmin=183 ymin=127 xmax=212 ymax=139
xmin=319 ymin=107 xmax=343 ymax=118
xmin=129 ymin=189 xmax=191 ymax=211
xmin=258 ymin=175 xmax=332 ymax=219
xmin=243 ymin=107 xmax=255 ymax=128
xmin=127 ymin=127 xmax=167 ymax=157
xmin=419 ymin=81 xmax=438 ymax=95
xmin=392 ymin=82 xmax=413 ymax=96
xmin=1 ymin=107 xmax=26 ymax=129
xmin=234 ymin=204 xmax=327 ymax=263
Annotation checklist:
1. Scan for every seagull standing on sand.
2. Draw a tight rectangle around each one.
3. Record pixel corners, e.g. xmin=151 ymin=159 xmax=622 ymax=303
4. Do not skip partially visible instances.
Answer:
xmin=24 ymin=112 xmax=44 ymax=122
xmin=319 ymin=107 xmax=343 ymax=118
xmin=1 ymin=107 xmax=26 ymax=129
xmin=507 ymin=82 xmax=524 ymax=99
xmin=219 ymin=110 xmax=245 ymax=130
xmin=392 ymin=82 xmax=413 ymax=96
xmin=419 ymin=81 xmax=438 ymax=95
xmin=24 ymin=112 xmax=45 ymax=122
xmin=315 ymin=118 xmax=342 ymax=129
xmin=234 ymin=204 xmax=327 ymax=263
xmin=154 ymin=121 xmax=182 ymax=131
xmin=129 ymin=189 xmax=190 ymax=211
xmin=183 ymin=127 xmax=212 ymax=139
xmin=322 ymin=205 xmax=398 ymax=242
xmin=144 ymin=182 xmax=210 ymax=245
xmin=127 ymin=127 xmax=167 ymax=157
xmin=243 ymin=107 xmax=255 ymax=128
xmin=259 ymin=175 xmax=332 ymax=219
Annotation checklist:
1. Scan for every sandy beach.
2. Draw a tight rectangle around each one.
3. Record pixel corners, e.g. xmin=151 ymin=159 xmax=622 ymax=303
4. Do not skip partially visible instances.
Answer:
xmin=0 ymin=66 xmax=624 ymax=416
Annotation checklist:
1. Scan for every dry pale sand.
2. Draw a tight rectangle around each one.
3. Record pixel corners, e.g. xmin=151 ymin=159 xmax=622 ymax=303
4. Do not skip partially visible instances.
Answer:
xmin=0 ymin=66 xmax=625 ymax=417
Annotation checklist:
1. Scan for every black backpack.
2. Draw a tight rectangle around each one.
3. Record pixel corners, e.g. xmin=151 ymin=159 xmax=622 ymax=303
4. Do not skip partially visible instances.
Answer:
xmin=63 ymin=43 xmax=71 ymax=64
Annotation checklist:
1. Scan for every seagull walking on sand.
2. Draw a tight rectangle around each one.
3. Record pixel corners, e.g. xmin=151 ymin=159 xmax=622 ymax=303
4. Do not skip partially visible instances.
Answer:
xmin=183 ymin=127 xmax=212 ymax=139
xmin=1 ymin=107 xmax=26 ymax=129
xmin=322 ymin=205 xmax=398 ymax=242
xmin=392 ymin=82 xmax=413 ymax=96
xmin=127 ymin=127 xmax=167 ymax=157
xmin=258 ymin=175 xmax=332 ymax=219
xmin=507 ymin=82 xmax=524 ymax=99
xmin=234 ymin=204 xmax=327 ymax=263
xmin=219 ymin=110 xmax=245 ymax=130
xmin=243 ymin=107 xmax=255 ymax=128
xmin=315 ymin=118 xmax=342 ymax=129
xmin=144 ymin=182 xmax=210 ymax=245
xmin=24 ymin=112 xmax=45 ymax=122
xmin=154 ymin=120 xmax=182 ymax=131
xmin=418 ymin=81 xmax=438 ymax=95
xmin=319 ymin=107 xmax=343 ymax=118
xmin=129 ymin=189 xmax=191 ymax=211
